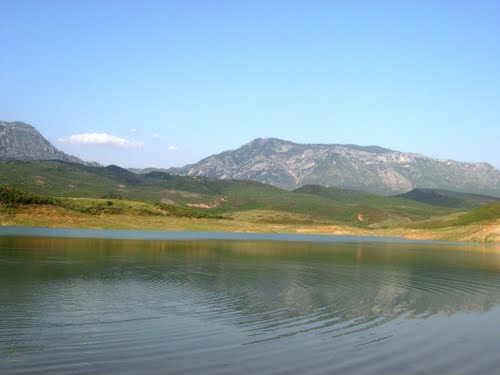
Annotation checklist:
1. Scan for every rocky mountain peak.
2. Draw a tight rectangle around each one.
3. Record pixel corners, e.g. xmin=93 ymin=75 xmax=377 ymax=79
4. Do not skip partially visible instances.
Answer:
xmin=169 ymin=138 xmax=500 ymax=196
xmin=0 ymin=120 xmax=98 ymax=166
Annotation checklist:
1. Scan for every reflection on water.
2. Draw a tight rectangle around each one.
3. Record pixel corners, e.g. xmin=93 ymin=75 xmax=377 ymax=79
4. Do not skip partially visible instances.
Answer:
xmin=1 ymin=235 xmax=500 ymax=374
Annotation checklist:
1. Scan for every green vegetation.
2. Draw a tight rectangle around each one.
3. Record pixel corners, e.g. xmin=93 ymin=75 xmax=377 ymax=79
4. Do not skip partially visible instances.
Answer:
xmin=0 ymin=184 xmax=220 ymax=220
xmin=290 ymin=184 xmax=454 ymax=227
xmin=0 ymin=160 xmax=250 ymax=204
xmin=451 ymin=202 xmax=500 ymax=226
xmin=0 ymin=160 xmax=453 ymax=227
xmin=58 ymin=198 xmax=222 ymax=219
xmin=399 ymin=201 xmax=500 ymax=231
xmin=396 ymin=188 xmax=499 ymax=209
xmin=0 ymin=185 xmax=59 ymax=206
xmin=0 ymin=160 xmax=498 ymax=242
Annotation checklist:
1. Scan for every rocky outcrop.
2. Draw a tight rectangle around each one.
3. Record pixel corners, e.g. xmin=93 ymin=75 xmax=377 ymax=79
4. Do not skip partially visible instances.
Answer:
xmin=0 ymin=121 xmax=98 ymax=166
xmin=169 ymin=138 xmax=500 ymax=196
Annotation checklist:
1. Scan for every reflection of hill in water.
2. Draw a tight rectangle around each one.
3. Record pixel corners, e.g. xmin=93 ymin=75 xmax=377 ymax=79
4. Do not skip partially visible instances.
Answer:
xmin=1 ymin=237 xmax=500 ymax=343
xmin=150 ymin=243 xmax=500 ymax=342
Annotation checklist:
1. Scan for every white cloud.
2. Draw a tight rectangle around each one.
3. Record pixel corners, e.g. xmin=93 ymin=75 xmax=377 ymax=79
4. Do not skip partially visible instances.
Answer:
xmin=129 ymin=128 xmax=137 ymax=134
xmin=167 ymin=145 xmax=179 ymax=151
xmin=152 ymin=133 xmax=161 ymax=139
xmin=58 ymin=133 xmax=143 ymax=149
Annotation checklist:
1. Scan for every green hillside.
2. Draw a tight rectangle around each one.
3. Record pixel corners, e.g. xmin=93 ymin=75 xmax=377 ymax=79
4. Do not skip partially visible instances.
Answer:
xmin=0 ymin=185 xmax=220 ymax=219
xmin=0 ymin=160 xmax=460 ymax=228
xmin=451 ymin=202 xmax=500 ymax=226
xmin=0 ymin=160 xmax=220 ymax=204
xmin=290 ymin=184 xmax=454 ymax=227
xmin=396 ymin=188 xmax=499 ymax=208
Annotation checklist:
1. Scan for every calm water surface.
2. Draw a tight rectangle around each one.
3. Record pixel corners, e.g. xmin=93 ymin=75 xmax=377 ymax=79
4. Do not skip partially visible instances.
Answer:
xmin=1 ymin=228 xmax=500 ymax=374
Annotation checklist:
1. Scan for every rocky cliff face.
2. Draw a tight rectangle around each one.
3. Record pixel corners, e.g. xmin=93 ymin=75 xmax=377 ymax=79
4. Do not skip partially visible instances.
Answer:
xmin=0 ymin=121 xmax=98 ymax=166
xmin=169 ymin=138 xmax=500 ymax=196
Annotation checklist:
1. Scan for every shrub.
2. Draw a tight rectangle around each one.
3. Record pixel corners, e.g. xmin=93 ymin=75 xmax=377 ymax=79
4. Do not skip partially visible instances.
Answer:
xmin=0 ymin=186 xmax=58 ymax=205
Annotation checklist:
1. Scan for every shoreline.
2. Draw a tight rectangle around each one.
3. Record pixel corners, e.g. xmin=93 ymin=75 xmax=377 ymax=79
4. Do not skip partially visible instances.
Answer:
xmin=0 ymin=225 xmax=479 ymax=246
xmin=1 ymin=204 xmax=499 ymax=244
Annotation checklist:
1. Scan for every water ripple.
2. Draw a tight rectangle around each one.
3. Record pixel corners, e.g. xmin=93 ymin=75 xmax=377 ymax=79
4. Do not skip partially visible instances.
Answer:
xmin=1 ymin=238 xmax=500 ymax=374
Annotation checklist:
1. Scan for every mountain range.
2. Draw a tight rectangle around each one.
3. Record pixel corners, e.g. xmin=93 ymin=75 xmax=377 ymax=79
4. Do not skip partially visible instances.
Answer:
xmin=1 ymin=121 xmax=499 ymax=196
xmin=169 ymin=138 xmax=500 ymax=196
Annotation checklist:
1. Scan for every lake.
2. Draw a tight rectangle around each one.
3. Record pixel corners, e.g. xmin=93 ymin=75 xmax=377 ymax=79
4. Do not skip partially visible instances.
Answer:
xmin=1 ymin=228 xmax=500 ymax=374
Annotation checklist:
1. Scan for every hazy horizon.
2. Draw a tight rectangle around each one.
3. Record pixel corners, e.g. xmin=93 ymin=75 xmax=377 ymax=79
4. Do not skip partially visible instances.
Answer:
xmin=1 ymin=1 xmax=499 ymax=169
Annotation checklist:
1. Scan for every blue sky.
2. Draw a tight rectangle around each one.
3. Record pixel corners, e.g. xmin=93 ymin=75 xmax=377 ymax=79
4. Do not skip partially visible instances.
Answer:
xmin=1 ymin=0 xmax=499 ymax=168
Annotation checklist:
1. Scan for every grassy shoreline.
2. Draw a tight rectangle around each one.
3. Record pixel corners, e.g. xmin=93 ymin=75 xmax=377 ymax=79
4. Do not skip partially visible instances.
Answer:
xmin=2 ymin=204 xmax=499 ymax=243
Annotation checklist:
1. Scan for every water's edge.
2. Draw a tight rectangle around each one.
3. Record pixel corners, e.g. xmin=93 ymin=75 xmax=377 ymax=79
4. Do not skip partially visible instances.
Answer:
xmin=0 ymin=225 xmax=488 ymax=247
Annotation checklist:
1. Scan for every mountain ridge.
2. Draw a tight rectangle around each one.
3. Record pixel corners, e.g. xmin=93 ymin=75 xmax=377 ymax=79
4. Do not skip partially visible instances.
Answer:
xmin=0 ymin=121 xmax=99 ymax=166
xmin=168 ymin=137 xmax=500 ymax=196
xmin=1 ymin=121 xmax=498 ymax=196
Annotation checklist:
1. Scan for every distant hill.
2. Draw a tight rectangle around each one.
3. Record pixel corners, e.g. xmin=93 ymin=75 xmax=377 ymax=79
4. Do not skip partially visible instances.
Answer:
xmin=127 ymin=167 xmax=169 ymax=174
xmin=168 ymin=138 xmax=500 ymax=196
xmin=294 ymin=184 xmax=390 ymax=202
xmin=3 ymin=121 xmax=499 ymax=197
xmin=0 ymin=121 xmax=99 ymax=166
xmin=0 ymin=159 xmax=267 ymax=203
xmin=0 ymin=160 xmax=454 ymax=227
xmin=451 ymin=202 xmax=500 ymax=226
xmin=397 ymin=188 xmax=500 ymax=209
